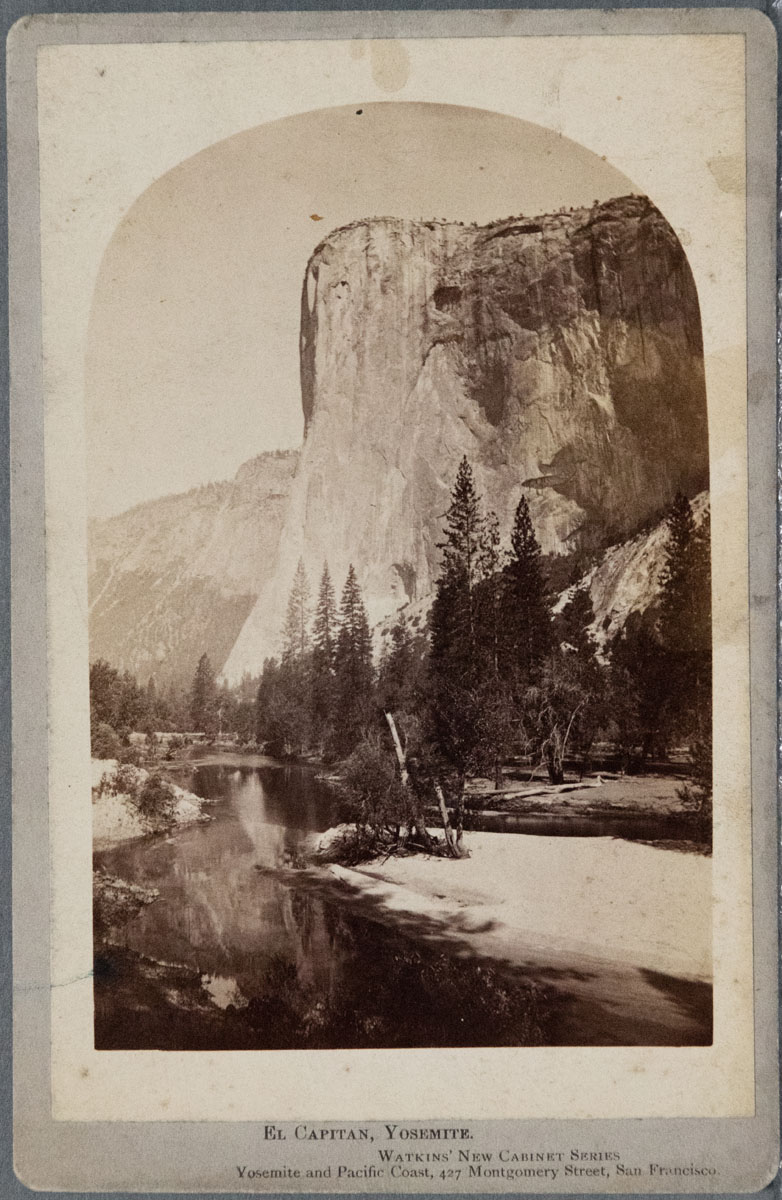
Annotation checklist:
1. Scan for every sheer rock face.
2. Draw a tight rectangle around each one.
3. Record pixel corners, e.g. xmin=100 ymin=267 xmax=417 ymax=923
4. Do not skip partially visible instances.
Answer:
xmin=224 ymin=196 xmax=707 ymax=678
xmin=89 ymin=450 xmax=298 ymax=686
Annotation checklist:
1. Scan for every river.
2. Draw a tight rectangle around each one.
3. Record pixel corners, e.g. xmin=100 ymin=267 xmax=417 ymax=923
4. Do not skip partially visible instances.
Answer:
xmin=93 ymin=761 xmax=711 ymax=1051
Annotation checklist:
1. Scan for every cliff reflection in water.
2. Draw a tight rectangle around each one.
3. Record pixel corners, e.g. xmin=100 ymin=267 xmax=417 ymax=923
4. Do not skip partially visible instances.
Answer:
xmin=94 ymin=763 xmax=548 ymax=1051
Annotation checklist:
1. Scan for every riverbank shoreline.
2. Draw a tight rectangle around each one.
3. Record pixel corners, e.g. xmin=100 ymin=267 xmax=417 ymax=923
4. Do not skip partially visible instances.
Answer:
xmin=323 ymin=830 xmax=711 ymax=984
xmin=160 ymin=750 xmax=285 ymax=772
xmin=93 ymin=760 xmax=712 ymax=1047
xmin=162 ymin=749 xmax=708 ymax=844
xmin=92 ymin=759 xmax=212 ymax=850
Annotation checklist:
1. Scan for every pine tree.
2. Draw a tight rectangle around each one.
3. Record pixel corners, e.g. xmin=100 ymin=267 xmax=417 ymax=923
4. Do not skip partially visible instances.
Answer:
xmin=143 ymin=675 xmax=159 ymax=735
xmin=332 ymin=565 xmax=374 ymax=757
xmin=255 ymin=657 xmax=279 ymax=747
xmin=504 ymin=494 xmax=552 ymax=688
xmin=658 ymin=494 xmax=712 ymax=808
xmin=428 ymin=459 xmax=497 ymax=791
xmin=473 ymin=510 xmax=515 ymax=790
xmin=660 ymin=496 xmax=711 ymax=674
xmin=477 ymin=510 xmax=502 ymax=677
xmin=660 ymin=494 xmax=695 ymax=637
xmin=377 ymin=613 xmax=425 ymax=715
xmin=261 ymin=560 xmax=315 ymax=756
xmin=430 ymin=457 xmax=486 ymax=682
xmin=89 ymin=659 xmax=121 ymax=728
xmin=434 ymin=456 xmax=485 ymax=653
xmin=116 ymin=670 xmax=147 ymax=732
xmin=282 ymin=559 xmax=311 ymax=663
xmin=608 ymin=611 xmax=670 ymax=768
xmin=311 ymin=562 xmax=338 ymax=745
xmin=312 ymin=562 xmax=337 ymax=673
xmin=190 ymin=653 xmax=217 ymax=734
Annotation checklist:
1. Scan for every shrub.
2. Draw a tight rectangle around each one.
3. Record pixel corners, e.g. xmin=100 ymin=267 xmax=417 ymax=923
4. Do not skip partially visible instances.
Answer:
xmin=91 ymin=722 xmax=121 ymax=760
xmin=163 ymin=734 xmax=185 ymax=761
xmin=135 ymin=774 xmax=178 ymax=832
xmin=677 ymin=734 xmax=712 ymax=838
xmin=339 ymin=735 xmax=416 ymax=846
xmin=676 ymin=729 xmax=710 ymax=825
xmin=93 ymin=762 xmax=179 ymax=833
xmin=94 ymin=762 xmax=142 ymax=800
xmin=118 ymin=743 xmax=144 ymax=767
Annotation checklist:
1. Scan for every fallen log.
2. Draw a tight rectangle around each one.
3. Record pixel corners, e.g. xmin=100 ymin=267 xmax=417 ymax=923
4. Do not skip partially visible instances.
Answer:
xmin=472 ymin=777 xmax=604 ymax=802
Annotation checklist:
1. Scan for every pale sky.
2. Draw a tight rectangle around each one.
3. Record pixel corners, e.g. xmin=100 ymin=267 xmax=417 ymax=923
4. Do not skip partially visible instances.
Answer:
xmin=85 ymin=102 xmax=632 ymax=517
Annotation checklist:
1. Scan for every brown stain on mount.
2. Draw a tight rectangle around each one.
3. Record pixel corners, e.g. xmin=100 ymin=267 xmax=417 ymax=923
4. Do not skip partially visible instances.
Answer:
xmin=370 ymin=40 xmax=410 ymax=93
xmin=707 ymin=154 xmax=744 ymax=195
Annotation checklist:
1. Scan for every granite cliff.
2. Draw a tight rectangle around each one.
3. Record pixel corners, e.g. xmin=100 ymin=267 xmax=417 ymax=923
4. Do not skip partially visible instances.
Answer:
xmin=223 ymin=195 xmax=707 ymax=679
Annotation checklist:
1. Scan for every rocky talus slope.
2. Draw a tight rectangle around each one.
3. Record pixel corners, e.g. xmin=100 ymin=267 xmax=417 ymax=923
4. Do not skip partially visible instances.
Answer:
xmin=557 ymin=490 xmax=710 ymax=652
xmin=375 ymin=492 xmax=710 ymax=661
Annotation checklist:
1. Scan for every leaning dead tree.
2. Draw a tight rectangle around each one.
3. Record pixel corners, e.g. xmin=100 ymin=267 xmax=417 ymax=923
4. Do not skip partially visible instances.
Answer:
xmin=384 ymin=710 xmax=467 ymax=859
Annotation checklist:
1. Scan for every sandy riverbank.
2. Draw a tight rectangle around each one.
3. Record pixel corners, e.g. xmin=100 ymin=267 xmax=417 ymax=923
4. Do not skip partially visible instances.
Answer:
xmin=326 ymin=831 xmax=711 ymax=983
xmin=92 ymin=759 xmax=211 ymax=850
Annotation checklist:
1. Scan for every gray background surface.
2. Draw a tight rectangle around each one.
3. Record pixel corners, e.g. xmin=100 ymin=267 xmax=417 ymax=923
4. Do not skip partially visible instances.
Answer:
xmin=3 ymin=2 xmax=779 ymax=1199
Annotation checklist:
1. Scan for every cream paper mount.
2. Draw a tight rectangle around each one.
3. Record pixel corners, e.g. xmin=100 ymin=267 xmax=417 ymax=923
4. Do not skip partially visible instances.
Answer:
xmin=8 ymin=6 xmax=779 ymax=1195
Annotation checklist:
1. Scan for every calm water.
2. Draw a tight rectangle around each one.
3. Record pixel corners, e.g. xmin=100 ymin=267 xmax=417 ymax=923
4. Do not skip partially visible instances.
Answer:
xmin=464 ymin=810 xmax=700 ymax=840
xmin=97 ymin=763 xmax=341 ymax=981
xmin=93 ymin=762 xmax=711 ymax=1050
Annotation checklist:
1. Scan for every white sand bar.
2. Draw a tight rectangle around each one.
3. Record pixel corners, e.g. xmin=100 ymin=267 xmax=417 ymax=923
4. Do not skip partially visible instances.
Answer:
xmin=329 ymin=833 xmax=711 ymax=983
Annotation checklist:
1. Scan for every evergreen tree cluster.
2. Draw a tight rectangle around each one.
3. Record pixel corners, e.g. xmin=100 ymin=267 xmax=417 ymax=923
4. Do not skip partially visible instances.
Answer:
xmin=428 ymin=459 xmax=557 ymax=794
xmin=426 ymin=457 xmax=603 ymax=818
xmin=424 ymin=460 xmax=711 ymax=835
xmin=89 ymin=659 xmax=175 ymax=756
xmin=89 ymin=654 xmax=260 ymax=757
xmin=608 ymin=493 xmax=711 ymax=815
xmin=254 ymin=561 xmax=375 ymax=760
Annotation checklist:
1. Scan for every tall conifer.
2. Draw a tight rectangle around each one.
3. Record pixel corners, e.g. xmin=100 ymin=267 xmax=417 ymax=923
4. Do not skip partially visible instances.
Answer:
xmin=428 ymin=458 xmax=493 ymax=782
xmin=312 ymin=562 xmax=336 ymax=671
xmin=190 ymin=653 xmax=217 ymax=733
xmin=311 ymin=562 xmax=338 ymax=743
xmin=377 ymin=613 xmax=422 ymax=714
xmin=430 ymin=457 xmax=486 ymax=680
xmin=504 ymin=494 xmax=552 ymax=687
xmin=282 ymin=559 xmax=310 ymax=663
xmin=332 ymin=565 xmax=374 ymax=757
xmin=658 ymin=494 xmax=711 ymax=767
xmin=476 ymin=510 xmax=502 ymax=677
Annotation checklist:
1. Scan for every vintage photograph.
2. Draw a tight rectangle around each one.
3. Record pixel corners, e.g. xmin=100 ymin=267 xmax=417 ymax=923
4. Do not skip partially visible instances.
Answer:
xmin=13 ymin=15 xmax=778 ymax=1189
xmin=87 ymin=100 xmax=713 ymax=1053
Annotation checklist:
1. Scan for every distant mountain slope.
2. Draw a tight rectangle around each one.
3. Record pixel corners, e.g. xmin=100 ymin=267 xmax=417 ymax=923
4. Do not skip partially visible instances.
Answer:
xmin=88 ymin=450 xmax=298 ymax=685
